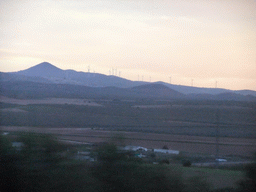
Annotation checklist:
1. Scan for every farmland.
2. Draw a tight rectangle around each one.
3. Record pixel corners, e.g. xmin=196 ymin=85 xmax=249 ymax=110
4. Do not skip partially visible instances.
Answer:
xmin=1 ymin=98 xmax=255 ymax=136
xmin=1 ymin=97 xmax=255 ymax=157
xmin=1 ymin=97 xmax=255 ymax=191
xmin=1 ymin=126 xmax=255 ymax=156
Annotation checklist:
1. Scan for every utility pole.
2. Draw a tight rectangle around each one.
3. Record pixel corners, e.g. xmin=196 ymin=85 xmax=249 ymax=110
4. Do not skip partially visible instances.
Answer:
xmin=215 ymin=109 xmax=220 ymax=169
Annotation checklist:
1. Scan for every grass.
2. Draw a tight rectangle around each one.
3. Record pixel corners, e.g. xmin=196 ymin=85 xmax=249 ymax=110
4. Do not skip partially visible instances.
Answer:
xmin=178 ymin=165 xmax=244 ymax=190
xmin=132 ymin=163 xmax=244 ymax=190
xmin=1 ymin=102 xmax=255 ymax=138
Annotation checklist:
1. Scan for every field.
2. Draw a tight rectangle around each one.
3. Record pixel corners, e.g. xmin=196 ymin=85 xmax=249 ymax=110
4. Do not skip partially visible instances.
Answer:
xmin=0 ymin=96 xmax=102 ymax=106
xmin=1 ymin=97 xmax=255 ymax=157
xmin=180 ymin=165 xmax=244 ymax=189
xmin=1 ymin=126 xmax=255 ymax=156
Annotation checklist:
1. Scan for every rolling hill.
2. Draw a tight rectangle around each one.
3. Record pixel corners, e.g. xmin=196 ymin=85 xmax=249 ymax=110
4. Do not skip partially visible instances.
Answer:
xmin=11 ymin=62 xmax=146 ymax=88
xmin=0 ymin=62 xmax=255 ymax=101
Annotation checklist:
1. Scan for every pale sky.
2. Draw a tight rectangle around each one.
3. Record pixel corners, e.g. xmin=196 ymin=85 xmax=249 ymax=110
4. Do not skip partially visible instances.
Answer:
xmin=1 ymin=0 xmax=256 ymax=90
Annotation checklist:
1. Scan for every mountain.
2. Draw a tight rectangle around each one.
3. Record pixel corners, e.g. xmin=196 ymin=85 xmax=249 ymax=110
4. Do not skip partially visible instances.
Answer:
xmin=186 ymin=92 xmax=256 ymax=101
xmin=132 ymin=83 xmax=184 ymax=99
xmin=234 ymin=90 xmax=256 ymax=97
xmin=0 ymin=72 xmax=52 ymax=83
xmin=161 ymin=82 xmax=231 ymax=95
xmin=157 ymin=82 xmax=256 ymax=97
xmin=0 ymin=81 xmax=184 ymax=100
xmin=214 ymin=92 xmax=256 ymax=101
xmin=2 ymin=79 xmax=255 ymax=101
xmin=1 ymin=62 xmax=255 ymax=100
xmin=15 ymin=62 xmax=62 ymax=78
xmin=12 ymin=62 xmax=146 ymax=88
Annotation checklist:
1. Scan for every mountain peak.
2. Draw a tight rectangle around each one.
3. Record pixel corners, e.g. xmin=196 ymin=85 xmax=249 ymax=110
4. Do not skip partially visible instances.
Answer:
xmin=15 ymin=62 xmax=62 ymax=77
xmin=32 ymin=62 xmax=60 ymax=70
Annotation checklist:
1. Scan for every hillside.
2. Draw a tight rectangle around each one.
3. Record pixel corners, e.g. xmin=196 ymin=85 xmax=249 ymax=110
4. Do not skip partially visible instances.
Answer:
xmin=0 ymin=81 xmax=184 ymax=100
xmin=132 ymin=83 xmax=184 ymax=99
xmin=1 ymin=62 xmax=256 ymax=100
xmin=12 ymin=62 xmax=146 ymax=88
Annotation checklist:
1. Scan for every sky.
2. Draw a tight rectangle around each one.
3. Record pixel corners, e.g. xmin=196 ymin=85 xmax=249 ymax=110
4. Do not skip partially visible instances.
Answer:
xmin=1 ymin=0 xmax=256 ymax=91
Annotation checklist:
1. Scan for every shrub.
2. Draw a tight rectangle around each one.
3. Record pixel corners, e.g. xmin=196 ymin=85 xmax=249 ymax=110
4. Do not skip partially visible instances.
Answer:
xmin=160 ymin=159 xmax=170 ymax=164
xmin=182 ymin=160 xmax=192 ymax=167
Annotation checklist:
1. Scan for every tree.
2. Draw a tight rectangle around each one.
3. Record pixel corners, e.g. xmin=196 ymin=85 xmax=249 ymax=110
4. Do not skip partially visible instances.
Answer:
xmin=1 ymin=133 xmax=69 ymax=192
xmin=182 ymin=160 xmax=192 ymax=167
xmin=0 ymin=135 xmax=21 ymax=192
xmin=18 ymin=133 xmax=67 ymax=167
xmin=237 ymin=162 xmax=256 ymax=191
xmin=91 ymin=142 xmax=184 ymax=192
xmin=236 ymin=152 xmax=256 ymax=192
xmin=183 ymin=176 xmax=211 ymax=192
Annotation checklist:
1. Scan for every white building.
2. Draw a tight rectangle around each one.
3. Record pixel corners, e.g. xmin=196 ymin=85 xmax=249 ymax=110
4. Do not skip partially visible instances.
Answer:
xmin=153 ymin=149 xmax=179 ymax=155
xmin=122 ymin=145 xmax=148 ymax=152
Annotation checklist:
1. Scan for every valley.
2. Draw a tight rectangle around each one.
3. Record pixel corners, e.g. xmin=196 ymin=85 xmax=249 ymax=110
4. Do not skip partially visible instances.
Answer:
xmin=1 ymin=62 xmax=255 ymax=158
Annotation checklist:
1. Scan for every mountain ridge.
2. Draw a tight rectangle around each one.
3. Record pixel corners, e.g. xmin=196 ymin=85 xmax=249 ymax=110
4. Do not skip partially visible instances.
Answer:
xmin=2 ymin=62 xmax=256 ymax=99
xmin=11 ymin=62 xmax=146 ymax=88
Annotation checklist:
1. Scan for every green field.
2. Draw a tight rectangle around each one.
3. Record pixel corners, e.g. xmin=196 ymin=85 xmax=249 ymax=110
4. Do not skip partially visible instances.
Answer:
xmin=179 ymin=165 xmax=244 ymax=190
xmin=1 ymin=99 xmax=255 ymax=138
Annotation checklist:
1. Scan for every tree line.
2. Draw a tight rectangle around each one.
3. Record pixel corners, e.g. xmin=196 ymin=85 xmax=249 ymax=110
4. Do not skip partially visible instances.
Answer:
xmin=1 ymin=133 xmax=255 ymax=192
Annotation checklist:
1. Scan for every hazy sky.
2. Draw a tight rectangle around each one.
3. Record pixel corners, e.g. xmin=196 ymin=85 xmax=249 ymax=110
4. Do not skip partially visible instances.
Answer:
xmin=1 ymin=0 xmax=256 ymax=90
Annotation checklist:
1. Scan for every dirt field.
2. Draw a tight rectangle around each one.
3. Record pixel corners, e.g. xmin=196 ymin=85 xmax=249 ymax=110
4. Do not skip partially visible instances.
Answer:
xmin=0 ymin=96 xmax=102 ymax=106
xmin=1 ymin=126 xmax=255 ymax=156
xmin=0 ymin=108 xmax=28 ymax=113
xmin=133 ymin=104 xmax=253 ymax=110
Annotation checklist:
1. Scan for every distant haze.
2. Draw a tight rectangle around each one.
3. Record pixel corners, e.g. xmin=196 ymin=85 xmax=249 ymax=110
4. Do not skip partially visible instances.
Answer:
xmin=1 ymin=0 xmax=255 ymax=91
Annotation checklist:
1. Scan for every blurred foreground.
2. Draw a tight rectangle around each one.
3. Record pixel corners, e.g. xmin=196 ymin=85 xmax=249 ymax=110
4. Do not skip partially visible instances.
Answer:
xmin=1 ymin=133 xmax=255 ymax=192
